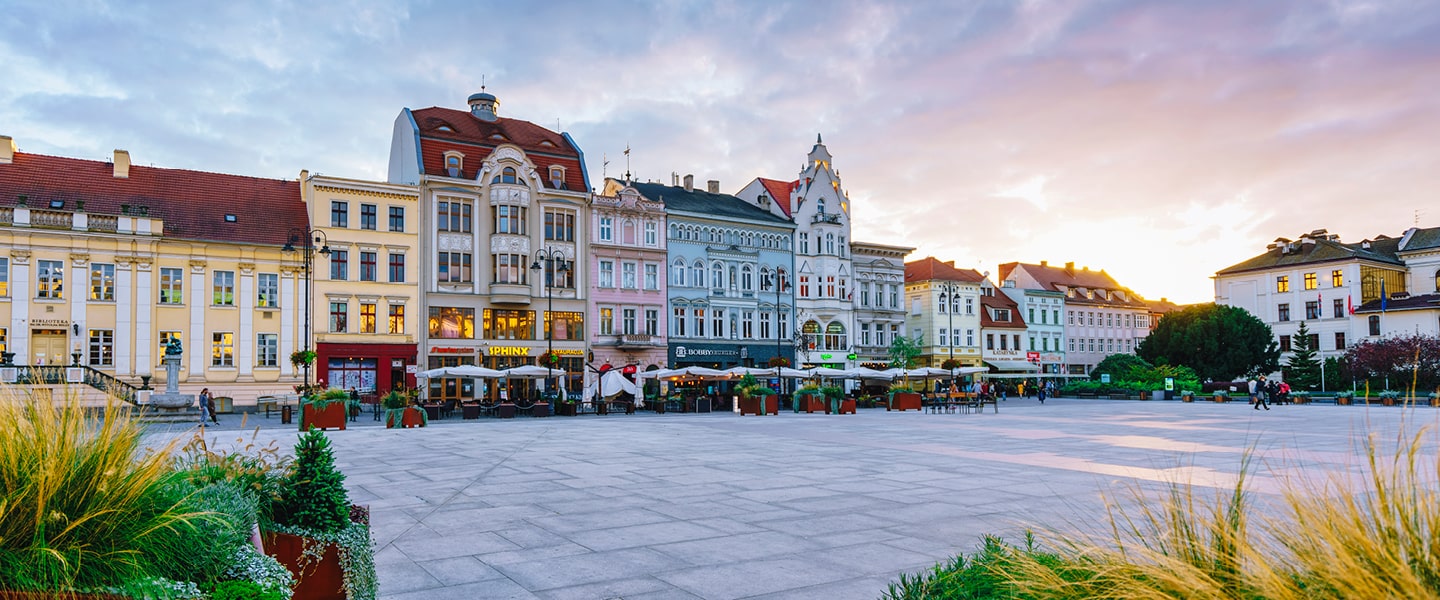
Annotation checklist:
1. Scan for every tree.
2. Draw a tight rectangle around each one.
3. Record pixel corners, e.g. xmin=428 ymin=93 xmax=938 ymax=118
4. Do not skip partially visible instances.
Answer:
xmin=1137 ymin=303 xmax=1280 ymax=382
xmin=888 ymin=334 xmax=924 ymax=369
xmin=1284 ymin=321 xmax=1321 ymax=391
xmin=1091 ymin=354 xmax=1153 ymax=382
xmin=1345 ymin=333 xmax=1440 ymax=393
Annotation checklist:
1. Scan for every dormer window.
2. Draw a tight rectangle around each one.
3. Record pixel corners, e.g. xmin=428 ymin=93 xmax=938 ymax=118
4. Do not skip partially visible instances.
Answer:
xmin=437 ymin=125 xmax=454 ymax=132
xmin=443 ymin=151 xmax=465 ymax=178
xmin=539 ymin=140 xmax=556 ymax=147
xmin=817 ymin=198 xmax=826 ymax=214
xmin=489 ymin=134 xmax=506 ymax=141
xmin=491 ymin=166 xmax=518 ymax=185
xmin=995 ymin=309 xmax=1010 ymax=322
xmin=548 ymin=166 xmax=566 ymax=190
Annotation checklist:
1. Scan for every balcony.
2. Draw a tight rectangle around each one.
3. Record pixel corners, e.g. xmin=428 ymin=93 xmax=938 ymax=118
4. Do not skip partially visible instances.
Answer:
xmin=617 ymin=334 xmax=659 ymax=349
xmin=811 ymin=213 xmax=841 ymax=225
xmin=487 ymin=283 xmax=533 ymax=305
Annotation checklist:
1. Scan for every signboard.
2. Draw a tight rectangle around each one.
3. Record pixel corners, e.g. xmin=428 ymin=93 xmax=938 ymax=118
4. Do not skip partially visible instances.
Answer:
xmin=1026 ymin=351 xmax=1040 ymax=362
xmin=847 ymin=353 xmax=857 ymax=360
xmin=405 ymin=365 xmax=418 ymax=374
xmin=1164 ymin=377 xmax=1175 ymax=391
xmin=1100 ymin=373 xmax=1111 ymax=383
xmin=489 ymin=346 xmax=531 ymax=357
xmin=430 ymin=347 xmax=475 ymax=354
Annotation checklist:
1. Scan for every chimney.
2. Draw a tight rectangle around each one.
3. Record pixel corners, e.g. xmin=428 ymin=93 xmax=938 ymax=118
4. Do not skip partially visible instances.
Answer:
xmin=0 ymin=135 xmax=13 ymax=164
xmin=683 ymin=174 xmax=694 ymax=192
xmin=707 ymin=179 xmax=719 ymax=193
xmin=1040 ymin=260 xmax=1048 ymax=267
xmin=1064 ymin=261 xmax=1075 ymax=273
xmin=113 ymin=149 xmax=130 ymax=178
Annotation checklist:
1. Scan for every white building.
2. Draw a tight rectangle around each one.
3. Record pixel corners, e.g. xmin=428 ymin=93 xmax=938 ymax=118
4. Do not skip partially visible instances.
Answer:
xmin=999 ymin=261 xmax=1150 ymax=374
xmin=999 ymin=280 xmax=1066 ymax=374
xmin=851 ymin=241 xmax=913 ymax=368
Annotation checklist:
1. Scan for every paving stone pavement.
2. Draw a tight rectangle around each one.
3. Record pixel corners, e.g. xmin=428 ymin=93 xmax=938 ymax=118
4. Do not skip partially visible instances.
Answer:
xmin=148 ymin=398 xmax=1440 ymax=599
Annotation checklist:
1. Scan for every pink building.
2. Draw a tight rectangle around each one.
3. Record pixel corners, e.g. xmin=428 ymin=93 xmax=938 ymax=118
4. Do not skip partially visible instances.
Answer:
xmin=588 ymin=181 xmax=668 ymax=388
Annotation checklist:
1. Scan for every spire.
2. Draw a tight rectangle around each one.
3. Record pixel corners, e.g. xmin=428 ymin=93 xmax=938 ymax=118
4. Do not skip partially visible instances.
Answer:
xmin=817 ymin=133 xmax=823 ymax=144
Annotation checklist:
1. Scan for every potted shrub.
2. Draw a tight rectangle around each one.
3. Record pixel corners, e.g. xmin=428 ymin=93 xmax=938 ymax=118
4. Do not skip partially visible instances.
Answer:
xmin=266 ymin=429 xmax=376 ymax=600
xmin=1212 ymin=390 xmax=1230 ymax=403
xmin=737 ymin=374 xmax=778 ymax=416
xmin=1180 ymin=390 xmax=1195 ymax=403
xmin=889 ymin=383 xmax=922 ymax=411
xmin=1336 ymin=390 xmax=1354 ymax=405
xmin=1290 ymin=391 xmax=1311 ymax=405
xmin=289 ymin=350 xmax=317 ymax=370
xmin=795 ymin=384 xmax=826 ymax=413
xmin=767 ymin=356 xmax=790 ymax=368
xmin=1429 ymin=392 xmax=1439 ymax=407
xmin=302 ymin=388 xmax=349 ymax=431
xmin=555 ymin=397 xmax=578 ymax=416
xmin=1378 ymin=390 xmax=1401 ymax=406
xmin=383 ymin=390 xmax=424 ymax=428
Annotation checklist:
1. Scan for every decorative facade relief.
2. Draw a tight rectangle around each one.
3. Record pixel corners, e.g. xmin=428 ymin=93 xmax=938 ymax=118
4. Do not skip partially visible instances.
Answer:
xmin=437 ymin=233 xmax=472 ymax=252
xmin=490 ymin=186 xmax=530 ymax=205
xmin=490 ymin=235 xmax=531 ymax=255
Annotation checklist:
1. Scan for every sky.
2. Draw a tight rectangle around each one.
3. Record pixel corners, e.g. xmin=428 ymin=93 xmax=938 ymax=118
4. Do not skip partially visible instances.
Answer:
xmin=4 ymin=0 xmax=1439 ymax=305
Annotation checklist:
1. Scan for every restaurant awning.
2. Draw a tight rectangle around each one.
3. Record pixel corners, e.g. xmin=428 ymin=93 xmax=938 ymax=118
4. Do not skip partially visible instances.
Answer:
xmin=984 ymin=360 xmax=1041 ymax=372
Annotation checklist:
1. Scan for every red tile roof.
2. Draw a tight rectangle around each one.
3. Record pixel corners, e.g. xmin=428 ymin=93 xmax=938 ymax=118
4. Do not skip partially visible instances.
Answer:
xmin=756 ymin=177 xmax=797 ymax=217
xmin=905 ymin=257 xmax=987 ymax=283
xmin=0 ymin=152 xmax=305 ymax=246
xmin=998 ymin=261 xmax=1146 ymax=308
xmin=411 ymin=107 xmax=585 ymax=191
xmin=981 ymin=292 xmax=1027 ymax=329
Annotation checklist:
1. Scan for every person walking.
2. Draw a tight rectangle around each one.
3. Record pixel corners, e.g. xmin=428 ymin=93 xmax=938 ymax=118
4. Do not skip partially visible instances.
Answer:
xmin=1037 ymin=383 xmax=1046 ymax=404
xmin=1251 ymin=376 xmax=1270 ymax=410
xmin=200 ymin=387 xmax=220 ymax=424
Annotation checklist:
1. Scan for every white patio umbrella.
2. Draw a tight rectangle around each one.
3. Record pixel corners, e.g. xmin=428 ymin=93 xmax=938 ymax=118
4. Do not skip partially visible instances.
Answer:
xmin=447 ymin=365 xmax=505 ymax=378
xmin=778 ymin=367 xmax=815 ymax=378
xmin=905 ymin=367 xmax=954 ymax=378
xmin=414 ymin=367 xmax=450 ymax=380
xmin=848 ymin=367 xmax=897 ymax=380
xmin=500 ymin=365 xmax=567 ymax=379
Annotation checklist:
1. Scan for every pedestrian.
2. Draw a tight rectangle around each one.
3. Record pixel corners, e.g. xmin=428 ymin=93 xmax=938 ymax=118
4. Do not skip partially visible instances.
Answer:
xmin=198 ymin=387 xmax=211 ymax=424
xmin=1277 ymin=381 xmax=1291 ymax=405
xmin=1251 ymin=376 xmax=1270 ymax=411
xmin=201 ymin=387 xmax=220 ymax=423
xmin=1264 ymin=377 xmax=1279 ymax=409
xmin=1037 ymin=385 xmax=1046 ymax=404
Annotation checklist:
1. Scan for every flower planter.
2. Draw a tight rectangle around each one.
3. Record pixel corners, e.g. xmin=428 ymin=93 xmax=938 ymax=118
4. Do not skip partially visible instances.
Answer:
xmin=532 ymin=402 xmax=550 ymax=417
xmin=301 ymin=401 xmax=347 ymax=431
xmin=888 ymin=392 xmax=922 ymax=411
xmin=264 ymin=531 xmax=346 ymax=600
xmin=836 ymin=398 xmax=856 ymax=415
xmin=496 ymin=403 xmax=516 ymax=418
xmin=738 ymin=394 xmax=778 ymax=416
xmin=386 ymin=407 xmax=425 ymax=428
xmin=555 ymin=402 xmax=578 ymax=416
xmin=1337 ymin=396 xmax=1352 ymax=406
xmin=1380 ymin=397 xmax=1396 ymax=407
xmin=462 ymin=403 xmax=481 ymax=419
xmin=798 ymin=395 xmax=827 ymax=413
xmin=1212 ymin=394 xmax=1229 ymax=403
xmin=1181 ymin=394 xmax=1195 ymax=403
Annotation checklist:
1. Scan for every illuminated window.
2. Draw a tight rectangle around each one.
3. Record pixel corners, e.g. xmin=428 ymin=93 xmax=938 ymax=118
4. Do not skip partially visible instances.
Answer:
xmin=37 ymin=260 xmax=63 ymax=299
xmin=88 ymin=329 xmax=113 ymax=366
xmin=90 ymin=263 xmax=115 ymax=301
xmin=432 ymin=306 xmax=478 ymax=339
xmin=360 ymin=302 xmax=376 ymax=333
xmin=1303 ymin=272 xmax=1317 ymax=290
xmin=211 ymin=332 xmax=234 ymax=366
xmin=388 ymin=304 xmax=405 ymax=334
xmin=1276 ymin=276 xmax=1289 ymax=293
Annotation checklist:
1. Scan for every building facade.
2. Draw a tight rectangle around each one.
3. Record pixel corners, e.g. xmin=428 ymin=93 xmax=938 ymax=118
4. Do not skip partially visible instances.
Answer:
xmin=903 ymin=257 xmax=986 ymax=368
xmin=627 ymin=178 xmax=795 ymax=369
xmin=0 ymin=137 xmax=309 ymax=399
xmin=305 ymin=173 xmax=420 ymax=395
xmin=851 ymin=241 xmax=913 ymax=368
xmin=979 ymin=286 xmax=1035 ymax=375
xmin=998 ymin=280 xmax=1065 ymax=374
xmin=388 ymin=92 xmax=591 ymax=402
xmin=999 ymin=261 xmax=1150 ymax=374
xmin=589 ymin=180 xmax=668 ymax=375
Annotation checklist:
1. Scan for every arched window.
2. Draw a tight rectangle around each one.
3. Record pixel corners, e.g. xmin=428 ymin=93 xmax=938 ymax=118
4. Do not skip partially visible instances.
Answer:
xmin=825 ymin=322 xmax=847 ymax=351
xmin=672 ymin=259 xmax=687 ymax=286
xmin=759 ymin=266 xmax=772 ymax=290
xmin=802 ymin=320 xmax=822 ymax=351
xmin=1434 ymin=268 xmax=1440 ymax=292
xmin=491 ymin=166 xmax=518 ymax=184
xmin=711 ymin=261 xmax=724 ymax=290
xmin=692 ymin=260 xmax=705 ymax=288
xmin=938 ymin=292 xmax=948 ymax=313
xmin=817 ymin=198 xmax=826 ymax=214
xmin=741 ymin=265 xmax=754 ymax=291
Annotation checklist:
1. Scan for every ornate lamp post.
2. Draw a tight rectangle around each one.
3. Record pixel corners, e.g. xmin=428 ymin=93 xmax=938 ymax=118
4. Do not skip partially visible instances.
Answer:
xmin=761 ymin=267 xmax=788 ymax=393
xmin=940 ymin=281 xmax=958 ymax=366
xmin=283 ymin=228 xmax=331 ymax=390
xmin=530 ymin=247 xmax=570 ymax=396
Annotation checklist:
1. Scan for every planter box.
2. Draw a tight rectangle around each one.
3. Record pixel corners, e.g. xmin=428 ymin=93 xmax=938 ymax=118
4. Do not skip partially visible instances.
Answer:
xmin=386 ymin=407 xmax=425 ymax=428
xmin=532 ymin=402 xmax=550 ymax=417
xmin=836 ymin=398 xmax=856 ymax=415
xmin=739 ymin=394 xmax=778 ymax=416
xmin=1337 ymin=397 xmax=1352 ymax=405
xmin=1181 ymin=395 xmax=1195 ymax=403
xmin=555 ymin=402 xmax=578 ymax=416
xmin=496 ymin=403 xmax=516 ymax=418
xmin=798 ymin=395 xmax=827 ymax=413
xmin=264 ymin=531 xmax=345 ymax=600
xmin=1212 ymin=395 xmax=1229 ymax=403
xmin=888 ymin=393 xmax=922 ymax=411
xmin=462 ymin=403 xmax=481 ymax=419
xmin=301 ymin=401 xmax=347 ymax=431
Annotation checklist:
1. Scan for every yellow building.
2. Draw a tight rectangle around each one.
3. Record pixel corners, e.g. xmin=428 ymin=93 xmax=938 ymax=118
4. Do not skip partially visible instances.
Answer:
xmin=303 ymin=173 xmax=421 ymax=395
xmin=0 ymin=135 xmax=310 ymax=402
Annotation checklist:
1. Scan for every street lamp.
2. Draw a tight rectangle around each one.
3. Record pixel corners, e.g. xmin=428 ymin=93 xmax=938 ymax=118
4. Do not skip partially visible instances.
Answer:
xmin=530 ymin=247 xmax=570 ymax=397
xmin=283 ymin=229 xmax=331 ymax=390
xmin=760 ymin=267 xmax=788 ymax=395
xmin=939 ymin=281 xmax=958 ymax=367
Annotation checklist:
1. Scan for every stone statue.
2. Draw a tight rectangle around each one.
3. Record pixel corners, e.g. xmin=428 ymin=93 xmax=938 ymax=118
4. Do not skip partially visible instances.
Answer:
xmin=165 ymin=338 xmax=183 ymax=357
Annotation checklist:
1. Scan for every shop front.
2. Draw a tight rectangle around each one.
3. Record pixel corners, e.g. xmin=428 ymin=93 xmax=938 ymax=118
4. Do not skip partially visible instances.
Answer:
xmin=316 ymin=342 xmax=417 ymax=396
xmin=669 ymin=342 xmax=790 ymax=370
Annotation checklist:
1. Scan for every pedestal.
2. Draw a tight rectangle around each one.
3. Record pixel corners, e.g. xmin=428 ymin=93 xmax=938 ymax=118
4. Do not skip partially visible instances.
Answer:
xmin=145 ymin=355 xmax=194 ymax=410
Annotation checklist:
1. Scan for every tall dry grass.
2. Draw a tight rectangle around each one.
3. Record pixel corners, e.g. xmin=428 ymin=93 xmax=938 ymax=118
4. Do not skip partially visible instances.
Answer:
xmin=997 ymin=425 xmax=1440 ymax=599
xmin=0 ymin=388 xmax=207 ymax=593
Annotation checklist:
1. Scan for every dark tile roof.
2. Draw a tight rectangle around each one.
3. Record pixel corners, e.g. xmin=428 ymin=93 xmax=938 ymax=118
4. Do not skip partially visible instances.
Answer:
xmin=628 ymin=181 xmax=793 ymax=226
xmin=1353 ymin=293 xmax=1440 ymax=314
xmin=0 ymin=152 xmax=305 ymax=246
xmin=411 ymin=107 xmax=585 ymax=191
xmin=1401 ymin=226 xmax=1440 ymax=253
xmin=756 ymin=177 xmax=796 ymax=217
xmin=981 ymin=291 xmax=1026 ymax=329
xmin=904 ymin=257 xmax=987 ymax=284
xmin=997 ymin=261 xmax=1147 ymax=309
xmin=1216 ymin=236 xmax=1404 ymax=275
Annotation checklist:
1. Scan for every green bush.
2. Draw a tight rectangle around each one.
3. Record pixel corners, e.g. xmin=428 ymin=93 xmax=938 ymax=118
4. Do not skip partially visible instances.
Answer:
xmin=210 ymin=579 xmax=287 ymax=600
xmin=819 ymin=385 xmax=844 ymax=400
xmin=150 ymin=480 xmax=258 ymax=587
xmin=882 ymin=533 xmax=1090 ymax=599
xmin=273 ymin=429 xmax=350 ymax=535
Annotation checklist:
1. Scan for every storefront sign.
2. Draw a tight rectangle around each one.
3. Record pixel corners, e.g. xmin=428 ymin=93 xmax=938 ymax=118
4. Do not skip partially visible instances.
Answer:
xmin=406 ymin=365 xmax=418 ymax=374
xmin=430 ymin=347 xmax=475 ymax=354
xmin=1040 ymin=353 xmax=1065 ymax=363
xmin=990 ymin=349 xmax=1023 ymax=357
xmin=29 ymin=318 xmax=70 ymax=327
xmin=392 ymin=359 xmax=405 ymax=367
xmin=551 ymin=349 xmax=585 ymax=356
xmin=673 ymin=345 xmax=739 ymax=358
xmin=490 ymin=346 xmax=531 ymax=357
xmin=1026 ymin=351 xmax=1040 ymax=361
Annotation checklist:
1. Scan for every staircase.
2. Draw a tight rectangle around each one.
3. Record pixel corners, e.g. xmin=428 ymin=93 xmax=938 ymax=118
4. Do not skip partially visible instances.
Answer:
xmin=2 ymin=364 xmax=142 ymax=406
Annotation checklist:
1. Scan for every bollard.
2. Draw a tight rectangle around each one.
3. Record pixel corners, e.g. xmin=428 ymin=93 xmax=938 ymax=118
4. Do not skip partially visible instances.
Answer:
xmin=281 ymin=404 xmax=293 ymax=424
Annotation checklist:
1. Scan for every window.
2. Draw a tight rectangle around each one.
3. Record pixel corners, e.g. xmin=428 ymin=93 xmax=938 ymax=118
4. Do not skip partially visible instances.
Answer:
xmin=673 ymin=307 xmax=687 ymax=336
xmin=212 ymin=271 xmax=235 ymax=305
xmin=645 ymin=264 xmax=658 ymax=290
xmin=889 ymin=284 xmax=899 ymax=309
xmin=257 ymin=333 xmax=278 ymax=367
xmin=1068 ymin=310 xmax=1075 ymax=325
xmin=800 ymin=232 xmax=809 ymax=254
xmin=692 ymin=260 xmax=705 ymax=288
xmin=389 ymin=253 xmax=405 ymax=283
xmin=88 ymin=329 xmax=113 ymax=366
xmin=622 ymin=308 xmax=637 ymax=335
xmin=159 ymin=331 xmax=181 ymax=352
xmin=599 ymin=307 xmax=615 ymax=335
xmin=860 ymin=323 xmax=872 ymax=346
xmin=360 ymin=251 xmax=377 ymax=282
xmin=1053 ymin=309 xmax=1059 ymax=324
xmin=1305 ymin=301 xmax=1320 ymax=320
xmin=1332 ymin=269 xmax=1344 ymax=287
xmin=388 ymin=304 xmax=405 ymax=334
xmin=1278 ymin=303 xmax=1290 ymax=322
xmin=965 ymin=297 xmax=974 ymax=315
xmin=331 ymin=201 xmax=348 ymax=227
xmin=995 ymin=309 xmax=1010 ymax=322
xmin=1028 ymin=308 xmax=1035 ymax=323
xmin=938 ymin=293 xmax=948 ymax=314
xmin=330 ymin=251 xmax=348 ymax=280
xmin=432 ymin=307 xmax=478 ymax=339
xmin=711 ymin=262 xmax=724 ymax=290
xmin=1088 ymin=313 xmax=1094 ymax=326
xmin=160 ymin=267 xmax=182 ymax=303
xmin=1029 ymin=336 xmax=1036 ymax=351
xmin=89 ymin=263 xmax=115 ymax=301
xmin=1335 ymin=332 xmax=1346 ymax=350
xmin=258 ymin=273 xmax=278 ymax=308
xmin=437 ymin=200 xmax=472 ymax=233
xmin=644 ymin=222 xmax=657 ymax=246
xmin=1368 ymin=315 xmax=1381 ymax=336
xmin=544 ymin=209 xmax=575 ymax=241
xmin=622 ymin=262 xmax=637 ymax=289
xmin=494 ymin=205 xmax=527 ymax=235
xmin=986 ymin=334 xmax=995 ymax=350
xmin=693 ymin=309 xmax=705 ymax=338
xmin=711 ymin=308 xmax=725 ymax=338
xmin=360 ymin=204 xmax=377 ymax=230
xmin=492 ymin=166 xmax=518 ymax=184
xmin=1332 ymin=298 xmax=1344 ymax=319
xmin=211 ymin=332 xmax=234 ymax=366
xmin=645 ymin=309 xmax=658 ymax=335
xmin=860 ymin=282 xmax=871 ymax=307
xmin=826 ymin=233 xmax=835 ymax=255
xmin=911 ymin=298 xmax=921 ymax=315
xmin=741 ymin=265 xmax=753 ymax=291
xmin=37 ymin=260 xmax=63 ymax=299
xmin=1276 ymin=275 xmax=1289 ymax=293
xmin=0 ymin=257 xmax=7 ymax=296
xmin=671 ymin=260 xmax=686 ymax=286
xmin=329 ymin=301 xmax=348 ymax=332
xmin=599 ymin=217 xmax=613 ymax=242
xmin=481 ymin=308 xmax=534 ymax=340
xmin=939 ymin=329 xmax=948 ymax=346
xmin=1279 ymin=335 xmax=1291 ymax=352
xmin=389 ymin=206 xmax=405 ymax=232
xmin=598 ymin=260 xmax=615 ymax=288
xmin=360 ymin=302 xmax=376 ymax=333
xmin=438 ymin=252 xmax=473 ymax=283
xmin=1303 ymin=272 xmax=1317 ymax=290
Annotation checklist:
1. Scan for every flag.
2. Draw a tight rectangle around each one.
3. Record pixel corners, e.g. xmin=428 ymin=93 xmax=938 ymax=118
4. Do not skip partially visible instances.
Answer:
xmin=1380 ymin=278 xmax=1387 ymax=312
xmin=1347 ymin=294 xmax=1354 ymax=315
